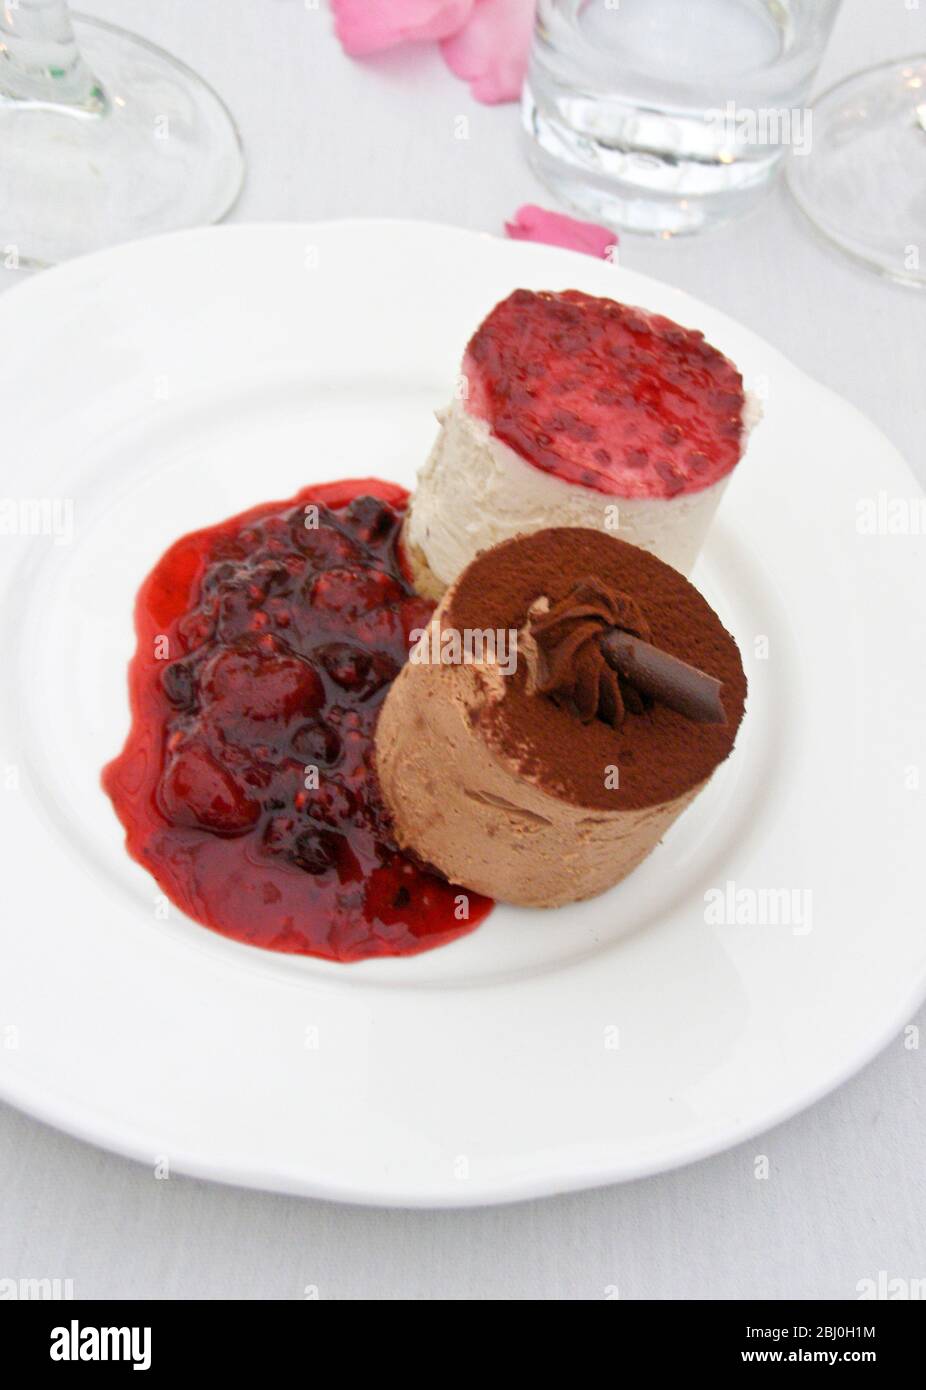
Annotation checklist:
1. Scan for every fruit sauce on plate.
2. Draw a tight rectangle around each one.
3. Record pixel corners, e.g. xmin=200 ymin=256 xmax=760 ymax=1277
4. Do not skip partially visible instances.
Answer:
xmin=103 ymin=479 xmax=492 ymax=962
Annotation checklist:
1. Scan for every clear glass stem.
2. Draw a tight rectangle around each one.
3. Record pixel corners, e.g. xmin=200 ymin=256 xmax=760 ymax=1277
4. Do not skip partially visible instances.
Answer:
xmin=0 ymin=0 xmax=105 ymax=112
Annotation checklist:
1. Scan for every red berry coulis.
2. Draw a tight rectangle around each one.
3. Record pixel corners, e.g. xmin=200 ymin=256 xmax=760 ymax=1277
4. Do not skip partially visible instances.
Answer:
xmin=102 ymin=479 xmax=492 ymax=962
xmin=465 ymin=289 xmax=746 ymax=500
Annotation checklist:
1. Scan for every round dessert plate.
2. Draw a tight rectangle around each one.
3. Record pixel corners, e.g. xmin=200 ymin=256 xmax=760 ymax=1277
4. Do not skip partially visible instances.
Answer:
xmin=1 ymin=222 xmax=923 ymax=1206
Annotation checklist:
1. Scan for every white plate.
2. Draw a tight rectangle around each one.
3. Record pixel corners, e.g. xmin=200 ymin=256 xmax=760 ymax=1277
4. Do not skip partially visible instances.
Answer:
xmin=1 ymin=222 xmax=923 ymax=1207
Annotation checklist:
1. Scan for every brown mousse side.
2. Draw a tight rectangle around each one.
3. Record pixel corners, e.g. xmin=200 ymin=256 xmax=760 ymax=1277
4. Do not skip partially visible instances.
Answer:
xmin=445 ymin=528 xmax=746 ymax=812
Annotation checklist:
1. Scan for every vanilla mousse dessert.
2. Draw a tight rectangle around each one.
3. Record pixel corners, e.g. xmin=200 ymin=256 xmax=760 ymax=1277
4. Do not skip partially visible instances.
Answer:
xmin=404 ymin=289 xmax=759 ymax=594
xmin=376 ymin=527 xmax=746 ymax=909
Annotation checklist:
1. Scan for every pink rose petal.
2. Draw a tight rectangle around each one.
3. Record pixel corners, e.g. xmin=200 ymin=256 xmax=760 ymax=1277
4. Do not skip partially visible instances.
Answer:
xmin=505 ymin=205 xmax=618 ymax=260
xmin=333 ymin=0 xmax=475 ymax=57
xmin=440 ymin=0 xmax=536 ymax=104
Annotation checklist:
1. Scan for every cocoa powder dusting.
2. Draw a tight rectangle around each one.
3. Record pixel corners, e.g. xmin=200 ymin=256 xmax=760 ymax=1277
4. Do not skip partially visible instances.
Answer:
xmin=447 ymin=529 xmax=747 ymax=811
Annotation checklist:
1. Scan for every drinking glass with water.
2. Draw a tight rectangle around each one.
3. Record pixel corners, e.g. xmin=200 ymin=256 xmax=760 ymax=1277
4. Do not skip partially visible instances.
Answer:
xmin=523 ymin=0 xmax=842 ymax=236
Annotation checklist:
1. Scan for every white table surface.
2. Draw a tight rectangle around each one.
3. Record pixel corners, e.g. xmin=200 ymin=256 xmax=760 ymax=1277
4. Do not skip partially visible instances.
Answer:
xmin=1 ymin=0 xmax=924 ymax=1301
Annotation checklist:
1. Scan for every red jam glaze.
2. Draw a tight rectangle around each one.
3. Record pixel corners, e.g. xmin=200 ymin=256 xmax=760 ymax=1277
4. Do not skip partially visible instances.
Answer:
xmin=464 ymin=289 xmax=746 ymax=500
xmin=102 ymin=479 xmax=493 ymax=962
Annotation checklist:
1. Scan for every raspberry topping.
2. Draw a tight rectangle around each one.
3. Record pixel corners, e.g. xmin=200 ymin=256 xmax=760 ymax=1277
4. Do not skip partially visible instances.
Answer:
xmin=103 ymin=479 xmax=491 ymax=962
xmin=464 ymin=289 xmax=746 ymax=500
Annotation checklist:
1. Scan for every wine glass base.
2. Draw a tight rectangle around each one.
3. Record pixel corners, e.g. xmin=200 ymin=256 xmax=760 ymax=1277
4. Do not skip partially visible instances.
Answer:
xmin=787 ymin=56 xmax=926 ymax=290
xmin=0 ymin=15 xmax=245 ymax=267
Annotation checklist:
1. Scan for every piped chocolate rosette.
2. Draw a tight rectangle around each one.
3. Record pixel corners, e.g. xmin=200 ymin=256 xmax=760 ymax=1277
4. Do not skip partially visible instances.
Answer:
xmin=528 ymin=579 xmax=726 ymax=728
xmin=375 ymin=527 xmax=746 ymax=909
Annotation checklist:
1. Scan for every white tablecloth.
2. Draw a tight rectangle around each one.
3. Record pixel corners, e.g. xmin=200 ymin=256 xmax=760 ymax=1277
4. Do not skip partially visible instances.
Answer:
xmin=1 ymin=0 xmax=924 ymax=1300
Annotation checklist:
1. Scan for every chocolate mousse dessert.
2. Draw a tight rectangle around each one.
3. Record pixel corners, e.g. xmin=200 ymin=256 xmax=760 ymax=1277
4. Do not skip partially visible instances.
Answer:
xmin=403 ymin=289 xmax=760 ymax=595
xmin=376 ymin=527 xmax=746 ymax=908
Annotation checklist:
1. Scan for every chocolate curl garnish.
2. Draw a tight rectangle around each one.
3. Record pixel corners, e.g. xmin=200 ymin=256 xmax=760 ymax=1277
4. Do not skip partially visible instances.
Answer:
xmin=530 ymin=578 xmax=725 ymax=728
xmin=599 ymin=631 xmax=726 ymax=725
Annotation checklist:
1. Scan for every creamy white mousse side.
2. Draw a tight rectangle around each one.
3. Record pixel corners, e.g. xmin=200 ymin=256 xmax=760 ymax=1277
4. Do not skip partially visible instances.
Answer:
xmin=405 ymin=396 xmax=759 ymax=596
